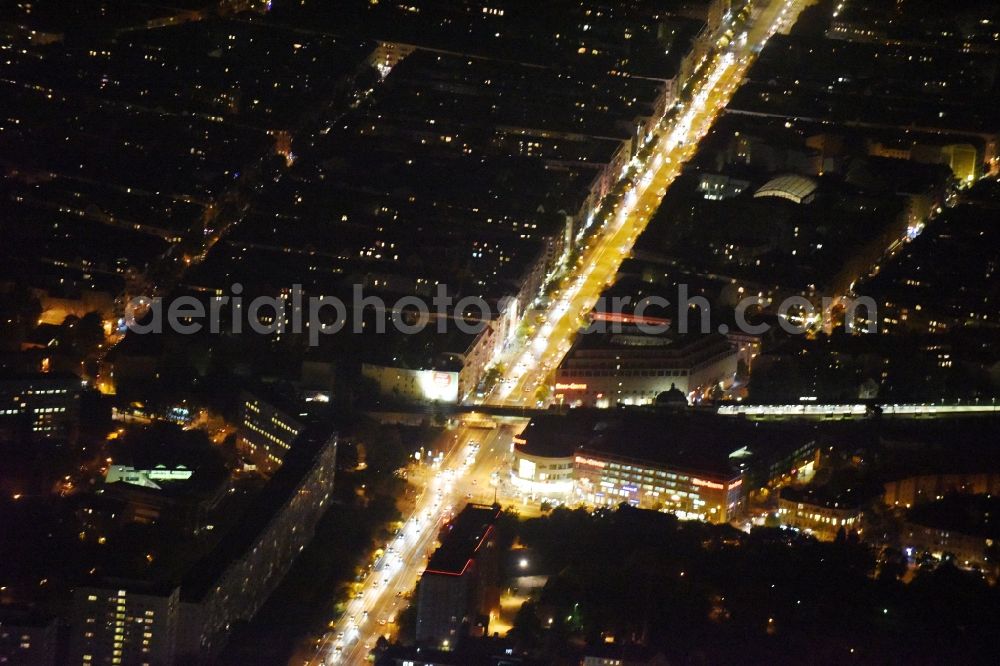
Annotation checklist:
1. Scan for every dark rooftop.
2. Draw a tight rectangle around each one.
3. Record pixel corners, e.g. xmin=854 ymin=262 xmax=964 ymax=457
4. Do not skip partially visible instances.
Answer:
xmin=424 ymin=503 xmax=501 ymax=576
xmin=579 ymin=412 xmax=752 ymax=479
xmin=517 ymin=414 xmax=605 ymax=458
xmin=182 ymin=422 xmax=337 ymax=599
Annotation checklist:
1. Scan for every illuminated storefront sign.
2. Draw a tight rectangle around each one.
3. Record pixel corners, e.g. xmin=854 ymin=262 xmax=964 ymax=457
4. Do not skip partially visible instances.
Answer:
xmin=555 ymin=383 xmax=588 ymax=391
xmin=575 ymin=455 xmax=607 ymax=468
xmin=692 ymin=477 xmax=725 ymax=490
xmin=416 ymin=370 xmax=460 ymax=403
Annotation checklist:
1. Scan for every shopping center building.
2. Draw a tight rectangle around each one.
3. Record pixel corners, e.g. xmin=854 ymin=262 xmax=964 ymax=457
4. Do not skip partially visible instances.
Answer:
xmin=571 ymin=416 xmax=747 ymax=522
xmin=509 ymin=416 xmax=590 ymax=502
xmin=510 ymin=410 xmax=820 ymax=523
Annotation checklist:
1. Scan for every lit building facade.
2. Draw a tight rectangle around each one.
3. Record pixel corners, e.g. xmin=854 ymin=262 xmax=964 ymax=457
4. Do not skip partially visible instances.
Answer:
xmin=508 ymin=416 xmax=597 ymax=503
xmin=104 ymin=465 xmax=194 ymax=490
xmin=236 ymin=391 xmax=306 ymax=475
xmin=509 ymin=432 xmax=747 ymax=524
xmin=69 ymin=584 xmax=180 ymax=666
xmin=883 ymin=472 xmax=1000 ymax=509
xmin=574 ymin=451 xmax=745 ymax=523
xmin=509 ymin=445 xmax=575 ymax=501
xmin=509 ymin=412 xmax=820 ymax=523
xmin=698 ymin=173 xmax=750 ymax=200
xmin=0 ymin=372 xmax=81 ymax=442
xmin=361 ymin=363 xmax=460 ymax=404
xmin=554 ymin=332 xmax=738 ymax=407
xmin=777 ymin=496 xmax=863 ymax=541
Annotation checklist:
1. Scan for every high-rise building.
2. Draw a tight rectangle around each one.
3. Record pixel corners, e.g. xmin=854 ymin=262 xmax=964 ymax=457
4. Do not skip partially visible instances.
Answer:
xmin=0 ymin=372 xmax=81 ymax=443
xmin=0 ymin=606 xmax=58 ymax=666
xmin=181 ymin=425 xmax=338 ymax=660
xmin=68 ymin=583 xmax=179 ymax=666
xmin=66 ymin=426 xmax=338 ymax=664
xmin=236 ymin=390 xmax=307 ymax=475
xmin=416 ymin=504 xmax=502 ymax=647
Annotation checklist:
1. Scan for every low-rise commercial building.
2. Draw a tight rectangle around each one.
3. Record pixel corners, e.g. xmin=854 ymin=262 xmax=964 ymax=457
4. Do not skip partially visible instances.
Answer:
xmin=573 ymin=425 xmax=746 ymax=523
xmin=361 ymin=363 xmax=461 ymax=404
xmin=509 ymin=417 xmax=586 ymax=502
xmin=100 ymin=462 xmax=230 ymax=529
xmin=510 ymin=411 xmax=821 ymax=523
xmin=777 ymin=489 xmax=864 ymax=541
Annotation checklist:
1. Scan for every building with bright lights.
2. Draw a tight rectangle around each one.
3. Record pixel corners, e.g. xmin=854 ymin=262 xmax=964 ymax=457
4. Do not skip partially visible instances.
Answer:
xmin=356 ymin=295 xmax=519 ymax=404
xmin=753 ymin=174 xmax=818 ymax=205
xmin=511 ymin=445 xmax=576 ymax=503
xmin=236 ymin=390 xmax=308 ymax=475
xmin=362 ymin=363 xmax=461 ymax=404
xmin=416 ymin=503 xmax=502 ymax=647
xmin=69 ymin=583 xmax=180 ymax=666
xmin=509 ymin=417 xmax=589 ymax=502
xmin=104 ymin=464 xmax=194 ymax=490
xmin=573 ymin=431 xmax=746 ymax=524
xmin=0 ymin=371 xmax=81 ymax=443
xmin=698 ymin=173 xmax=750 ymax=200
xmin=513 ymin=414 xmax=748 ymax=521
xmin=777 ymin=488 xmax=864 ymax=541
xmin=553 ymin=331 xmax=738 ymax=407
xmin=510 ymin=411 xmax=822 ymax=522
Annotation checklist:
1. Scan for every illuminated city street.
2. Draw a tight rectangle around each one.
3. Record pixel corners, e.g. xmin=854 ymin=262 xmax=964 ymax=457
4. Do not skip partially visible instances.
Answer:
xmin=492 ymin=0 xmax=809 ymax=409
xmin=309 ymin=426 xmax=513 ymax=665
xmin=4 ymin=0 xmax=1000 ymax=664
xmin=309 ymin=1 xmax=809 ymax=663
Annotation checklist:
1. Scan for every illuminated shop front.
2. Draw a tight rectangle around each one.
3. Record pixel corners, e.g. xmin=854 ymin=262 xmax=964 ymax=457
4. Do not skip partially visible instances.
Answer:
xmin=507 ymin=411 xmax=824 ymax=525
xmin=510 ymin=437 xmax=576 ymax=502
xmin=573 ymin=451 xmax=745 ymax=523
